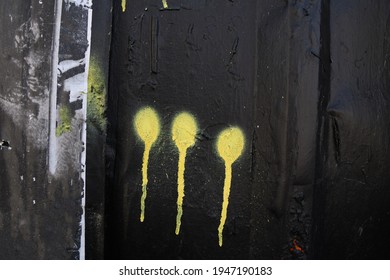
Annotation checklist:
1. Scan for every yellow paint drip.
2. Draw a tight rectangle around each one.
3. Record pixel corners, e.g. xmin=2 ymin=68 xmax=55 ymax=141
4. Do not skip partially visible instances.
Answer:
xmin=134 ymin=107 xmax=161 ymax=222
xmin=162 ymin=0 xmax=168 ymax=9
xmin=172 ymin=112 xmax=197 ymax=235
xmin=121 ymin=0 xmax=126 ymax=12
xmin=216 ymin=127 xmax=244 ymax=247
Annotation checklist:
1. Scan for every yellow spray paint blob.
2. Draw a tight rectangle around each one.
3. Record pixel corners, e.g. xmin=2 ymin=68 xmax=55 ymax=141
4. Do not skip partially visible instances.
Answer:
xmin=172 ymin=112 xmax=197 ymax=235
xmin=121 ymin=0 xmax=126 ymax=12
xmin=134 ymin=107 xmax=160 ymax=222
xmin=162 ymin=0 xmax=168 ymax=9
xmin=216 ymin=127 xmax=245 ymax=247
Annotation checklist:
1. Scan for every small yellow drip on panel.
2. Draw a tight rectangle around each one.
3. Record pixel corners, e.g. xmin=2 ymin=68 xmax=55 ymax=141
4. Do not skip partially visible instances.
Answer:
xmin=121 ymin=0 xmax=126 ymax=12
xmin=172 ymin=112 xmax=197 ymax=235
xmin=162 ymin=0 xmax=168 ymax=9
xmin=216 ymin=127 xmax=244 ymax=247
xmin=134 ymin=107 xmax=161 ymax=222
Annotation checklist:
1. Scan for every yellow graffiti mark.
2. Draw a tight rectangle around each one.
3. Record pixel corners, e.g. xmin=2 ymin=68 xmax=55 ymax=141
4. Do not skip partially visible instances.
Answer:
xmin=134 ymin=107 xmax=161 ymax=222
xmin=172 ymin=112 xmax=198 ymax=235
xmin=216 ymin=127 xmax=245 ymax=247
xmin=121 ymin=0 xmax=126 ymax=12
xmin=162 ymin=0 xmax=168 ymax=9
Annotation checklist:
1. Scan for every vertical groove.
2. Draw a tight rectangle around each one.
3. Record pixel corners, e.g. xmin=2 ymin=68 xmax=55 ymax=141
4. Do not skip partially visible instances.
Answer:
xmin=311 ymin=0 xmax=331 ymax=259
xmin=104 ymin=0 xmax=120 ymax=259
xmin=249 ymin=0 xmax=260 ymax=258
xmin=273 ymin=1 xmax=292 ymax=217
xmin=151 ymin=16 xmax=159 ymax=74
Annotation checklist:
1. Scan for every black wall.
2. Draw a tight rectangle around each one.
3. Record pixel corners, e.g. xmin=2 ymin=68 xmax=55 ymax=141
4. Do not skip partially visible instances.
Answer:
xmin=104 ymin=0 xmax=390 ymax=260
xmin=312 ymin=0 xmax=390 ymax=259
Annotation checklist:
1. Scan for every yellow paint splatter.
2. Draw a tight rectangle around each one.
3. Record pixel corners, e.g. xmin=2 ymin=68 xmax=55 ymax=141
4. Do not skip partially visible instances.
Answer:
xmin=172 ymin=112 xmax=197 ymax=235
xmin=216 ymin=127 xmax=245 ymax=247
xmin=134 ymin=107 xmax=161 ymax=222
xmin=162 ymin=0 xmax=168 ymax=9
xmin=121 ymin=0 xmax=126 ymax=12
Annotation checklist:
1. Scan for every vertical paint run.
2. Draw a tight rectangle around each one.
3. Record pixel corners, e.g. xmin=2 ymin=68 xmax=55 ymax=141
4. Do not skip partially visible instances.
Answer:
xmin=121 ymin=0 xmax=126 ymax=12
xmin=171 ymin=113 xmax=197 ymax=235
xmin=216 ymin=127 xmax=244 ymax=247
xmin=134 ymin=107 xmax=161 ymax=222
xmin=162 ymin=0 xmax=168 ymax=9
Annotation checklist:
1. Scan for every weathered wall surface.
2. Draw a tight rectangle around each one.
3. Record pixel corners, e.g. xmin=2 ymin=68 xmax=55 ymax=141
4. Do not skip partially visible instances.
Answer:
xmin=1 ymin=0 xmax=389 ymax=260
xmin=85 ymin=0 xmax=112 ymax=260
xmin=0 ymin=0 xmax=91 ymax=259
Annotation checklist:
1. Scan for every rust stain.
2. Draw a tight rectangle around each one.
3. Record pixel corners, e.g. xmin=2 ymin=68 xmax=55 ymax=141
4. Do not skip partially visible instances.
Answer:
xmin=289 ymin=239 xmax=305 ymax=254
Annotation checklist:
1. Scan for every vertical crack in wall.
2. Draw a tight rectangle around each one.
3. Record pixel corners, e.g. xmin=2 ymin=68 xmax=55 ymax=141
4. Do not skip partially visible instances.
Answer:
xmin=312 ymin=0 xmax=331 ymax=259
xmin=104 ymin=0 xmax=121 ymax=259
xmin=273 ymin=1 xmax=293 ymax=217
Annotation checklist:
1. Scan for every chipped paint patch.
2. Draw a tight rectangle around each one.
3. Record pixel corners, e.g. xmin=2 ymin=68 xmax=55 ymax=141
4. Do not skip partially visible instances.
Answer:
xmin=64 ymin=72 xmax=87 ymax=102
xmin=58 ymin=58 xmax=84 ymax=73
xmin=65 ymin=0 xmax=92 ymax=8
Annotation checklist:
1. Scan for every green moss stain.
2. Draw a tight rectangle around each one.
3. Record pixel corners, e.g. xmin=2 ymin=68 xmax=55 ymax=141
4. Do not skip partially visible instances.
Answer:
xmin=56 ymin=106 xmax=72 ymax=136
xmin=87 ymin=55 xmax=106 ymax=132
